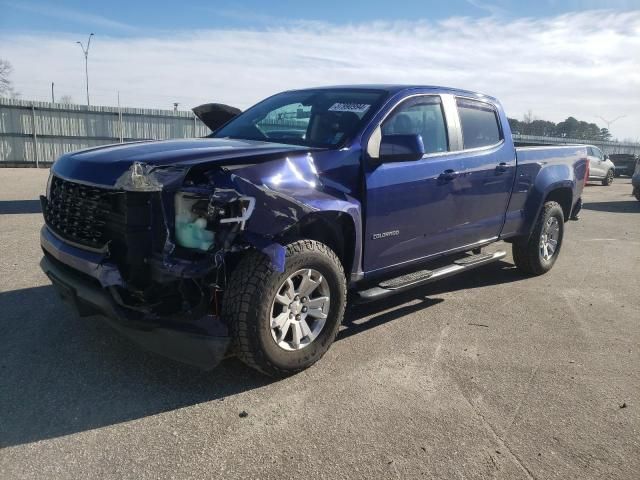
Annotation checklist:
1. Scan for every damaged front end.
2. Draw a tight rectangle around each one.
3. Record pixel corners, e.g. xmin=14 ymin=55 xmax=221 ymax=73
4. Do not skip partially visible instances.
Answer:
xmin=40 ymin=156 xmax=321 ymax=368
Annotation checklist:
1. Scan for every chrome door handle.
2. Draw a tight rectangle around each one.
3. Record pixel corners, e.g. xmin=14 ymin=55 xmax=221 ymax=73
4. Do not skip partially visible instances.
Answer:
xmin=439 ymin=169 xmax=459 ymax=181
xmin=496 ymin=162 xmax=509 ymax=173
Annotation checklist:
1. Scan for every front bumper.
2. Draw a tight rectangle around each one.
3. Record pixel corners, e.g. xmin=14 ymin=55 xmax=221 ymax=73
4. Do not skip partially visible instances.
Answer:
xmin=40 ymin=226 xmax=231 ymax=370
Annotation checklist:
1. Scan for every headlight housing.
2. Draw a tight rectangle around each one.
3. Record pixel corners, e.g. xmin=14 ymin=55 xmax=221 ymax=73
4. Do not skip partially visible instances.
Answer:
xmin=45 ymin=170 xmax=53 ymax=200
xmin=174 ymin=191 xmax=255 ymax=252
xmin=174 ymin=192 xmax=215 ymax=251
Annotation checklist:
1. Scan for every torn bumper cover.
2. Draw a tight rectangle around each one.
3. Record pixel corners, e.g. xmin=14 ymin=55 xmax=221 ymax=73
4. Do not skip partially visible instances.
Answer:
xmin=40 ymin=226 xmax=231 ymax=369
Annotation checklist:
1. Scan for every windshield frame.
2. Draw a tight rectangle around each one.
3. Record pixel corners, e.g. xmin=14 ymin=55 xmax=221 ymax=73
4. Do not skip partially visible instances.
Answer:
xmin=210 ymin=88 xmax=390 ymax=149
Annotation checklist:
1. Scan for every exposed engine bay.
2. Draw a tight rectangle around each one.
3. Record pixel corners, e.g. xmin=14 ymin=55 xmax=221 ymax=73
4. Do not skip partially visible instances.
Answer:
xmin=42 ymin=159 xmax=315 ymax=321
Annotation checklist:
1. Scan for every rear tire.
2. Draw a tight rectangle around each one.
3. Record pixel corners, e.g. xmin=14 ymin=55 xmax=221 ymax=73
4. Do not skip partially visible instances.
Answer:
xmin=602 ymin=170 xmax=614 ymax=186
xmin=223 ymin=239 xmax=346 ymax=377
xmin=512 ymin=201 xmax=564 ymax=275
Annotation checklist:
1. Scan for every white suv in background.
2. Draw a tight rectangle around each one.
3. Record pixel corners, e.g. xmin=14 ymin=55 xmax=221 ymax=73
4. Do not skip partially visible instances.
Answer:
xmin=587 ymin=145 xmax=616 ymax=186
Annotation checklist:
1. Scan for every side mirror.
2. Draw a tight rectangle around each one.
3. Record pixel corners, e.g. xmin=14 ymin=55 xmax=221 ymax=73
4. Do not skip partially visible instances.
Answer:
xmin=379 ymin=134 xmax=425 ymax=162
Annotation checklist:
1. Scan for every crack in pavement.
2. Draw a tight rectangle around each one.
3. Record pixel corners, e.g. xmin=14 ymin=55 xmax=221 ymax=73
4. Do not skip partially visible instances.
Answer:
xmin=444 ymin=362 xmax=539 ymax=480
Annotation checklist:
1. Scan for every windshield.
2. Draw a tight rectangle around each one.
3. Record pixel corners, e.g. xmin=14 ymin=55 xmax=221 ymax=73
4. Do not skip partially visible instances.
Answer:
xmin=213 ymin=89 xmax=388 ymax=148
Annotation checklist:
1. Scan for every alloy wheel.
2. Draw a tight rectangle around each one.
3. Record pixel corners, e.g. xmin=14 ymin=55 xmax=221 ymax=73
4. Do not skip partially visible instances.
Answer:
xmin=270 ymin=269 xmax=330 ymax=351
xmin=539 ymin=216 xmax=560 ymax=261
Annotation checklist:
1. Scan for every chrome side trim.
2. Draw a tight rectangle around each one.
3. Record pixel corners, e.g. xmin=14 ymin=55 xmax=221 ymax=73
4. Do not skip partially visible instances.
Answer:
xmin=365 ymin=236 xmax=499 ymax=275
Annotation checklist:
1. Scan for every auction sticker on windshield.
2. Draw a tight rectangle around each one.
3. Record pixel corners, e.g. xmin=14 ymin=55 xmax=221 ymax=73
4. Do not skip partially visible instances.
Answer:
xmin=328 ymin=102 xmax=371 ymax=114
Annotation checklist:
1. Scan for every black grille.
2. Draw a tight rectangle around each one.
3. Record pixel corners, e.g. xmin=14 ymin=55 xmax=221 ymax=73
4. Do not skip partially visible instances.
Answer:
xmin=44 ymin=176 xmax=114 ymax=249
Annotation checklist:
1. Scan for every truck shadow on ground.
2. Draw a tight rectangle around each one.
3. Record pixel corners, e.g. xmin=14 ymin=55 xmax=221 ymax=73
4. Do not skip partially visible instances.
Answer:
xmin=0 ymin=261 xmax=526 ymax=447
xmin=582 ymin=200 xmax=640 ymax=214
xmin=0 ymin=199 xmax=42 ymax=215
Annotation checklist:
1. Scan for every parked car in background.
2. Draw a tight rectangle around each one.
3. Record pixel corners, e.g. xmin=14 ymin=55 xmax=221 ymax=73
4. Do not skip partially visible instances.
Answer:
xmin=632 ymin=158 xmax=640 ymax=201
xmin=587 ymin=145 xmax=615 ymax=186
xmin=609 ymin=153 xmax=638 ymax=178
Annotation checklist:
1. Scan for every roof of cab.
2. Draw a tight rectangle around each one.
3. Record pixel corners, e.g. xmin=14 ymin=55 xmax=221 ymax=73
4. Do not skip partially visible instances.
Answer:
xmin=289 ymin=84 xmax=498 ymax=102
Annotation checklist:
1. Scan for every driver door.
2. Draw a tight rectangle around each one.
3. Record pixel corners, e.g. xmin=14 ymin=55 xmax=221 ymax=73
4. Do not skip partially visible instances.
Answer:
xmin=363 ymin=95 xmax=465 ymax=272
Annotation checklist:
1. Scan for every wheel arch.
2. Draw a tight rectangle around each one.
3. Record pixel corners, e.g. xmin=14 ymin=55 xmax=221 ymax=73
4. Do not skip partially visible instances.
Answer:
xmin=517 ymin=181 xmax=574 ymax=243
xmin=544 ymin=187 xmax=573 ymax=221
xmin=277 ymin=211 xmax=357 ymax=278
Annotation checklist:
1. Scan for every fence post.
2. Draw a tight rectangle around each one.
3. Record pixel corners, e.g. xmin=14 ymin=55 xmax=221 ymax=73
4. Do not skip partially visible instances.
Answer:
xmin=117 ymin=91 xmax=124 ymax=143
xmin=31 ymin=105 xmax=39 ymax=168
xmin=193 ymin=113 xmax=197 ymax=138
xmin=119 ymin=108 xmax=124 ymax=143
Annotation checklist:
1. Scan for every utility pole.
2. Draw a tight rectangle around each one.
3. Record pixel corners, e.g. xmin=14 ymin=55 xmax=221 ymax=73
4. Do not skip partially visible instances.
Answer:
xmin=51 ymin=82 xmax=55 ymax=103
xmin=76 ymin=33 xmax=94 ymax=106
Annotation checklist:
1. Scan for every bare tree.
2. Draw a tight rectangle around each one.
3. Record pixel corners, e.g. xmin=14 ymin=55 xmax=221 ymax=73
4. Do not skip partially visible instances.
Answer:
xmin=0 ymin=58 xmax=15 ymax=97
xmin=59 ymin=95 xmax=74 ymax=104
xmin=523 ymin=109 xmax=536 ymax=124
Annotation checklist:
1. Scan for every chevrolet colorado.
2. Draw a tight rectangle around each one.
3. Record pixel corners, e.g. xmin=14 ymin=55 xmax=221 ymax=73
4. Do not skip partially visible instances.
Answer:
xmin=40 ymin=85 xmax=587 ymax=376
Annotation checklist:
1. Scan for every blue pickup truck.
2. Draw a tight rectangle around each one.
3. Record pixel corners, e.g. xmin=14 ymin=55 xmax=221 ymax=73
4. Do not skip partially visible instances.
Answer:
xmin=40 ymin=85 xmax=587 ymax=376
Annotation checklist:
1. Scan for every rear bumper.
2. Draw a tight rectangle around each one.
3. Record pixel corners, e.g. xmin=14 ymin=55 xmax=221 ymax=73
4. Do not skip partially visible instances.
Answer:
xmin=40 ymin=227 xmax=231 ymax=370
xmin=615 ymin=163 xmax=636 ymax=175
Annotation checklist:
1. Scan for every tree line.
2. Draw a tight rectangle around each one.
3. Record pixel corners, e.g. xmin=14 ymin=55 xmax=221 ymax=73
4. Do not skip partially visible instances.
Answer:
xmin=508 ymin=111 xmax=612 ymax=141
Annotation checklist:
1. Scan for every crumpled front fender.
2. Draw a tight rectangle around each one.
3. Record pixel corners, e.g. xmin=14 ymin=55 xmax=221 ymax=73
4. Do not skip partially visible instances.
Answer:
xmin=204 ymin=153 xmax=363 ymax=276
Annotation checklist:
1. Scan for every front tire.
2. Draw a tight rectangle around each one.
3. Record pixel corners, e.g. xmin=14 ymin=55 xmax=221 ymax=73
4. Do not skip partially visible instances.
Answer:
xmin=223 ymin=240 xmax=347 ymax=377
xmin=512 ymin=201 xmax=564 ymax=275
xmin=602 ymin=169 xmax=614 ymax=186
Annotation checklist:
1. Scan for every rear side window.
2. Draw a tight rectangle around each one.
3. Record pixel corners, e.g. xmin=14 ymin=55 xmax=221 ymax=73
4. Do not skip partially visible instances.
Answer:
xmin=456 ymin=98 xmax=502 ymax=149
xmin=381 ymin=96 xmax=448 ymax=154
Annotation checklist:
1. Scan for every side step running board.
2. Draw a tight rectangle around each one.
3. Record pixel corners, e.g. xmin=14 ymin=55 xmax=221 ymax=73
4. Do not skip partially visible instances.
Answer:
xmin=356 ymin=250 xmax=506 ymax=302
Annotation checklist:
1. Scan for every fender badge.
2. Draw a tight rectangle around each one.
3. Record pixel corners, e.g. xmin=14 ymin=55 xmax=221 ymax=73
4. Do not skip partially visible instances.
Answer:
xmin=372 ymin=230 xmax=400 ymax=240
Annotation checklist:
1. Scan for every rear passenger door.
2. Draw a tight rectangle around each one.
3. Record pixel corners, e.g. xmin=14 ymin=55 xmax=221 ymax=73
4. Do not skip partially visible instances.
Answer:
xmin=452 ymin=97 xmax=516 ymax=247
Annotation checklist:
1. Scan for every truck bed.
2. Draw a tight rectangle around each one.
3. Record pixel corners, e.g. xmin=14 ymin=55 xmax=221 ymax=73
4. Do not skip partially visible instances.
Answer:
xmin=514 ymin=144 xmax=587 ymax=164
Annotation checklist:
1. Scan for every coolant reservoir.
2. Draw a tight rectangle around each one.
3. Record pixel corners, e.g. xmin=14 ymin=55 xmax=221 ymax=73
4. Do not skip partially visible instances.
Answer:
xmin=174 ymin=193 xmax=215 ymax=251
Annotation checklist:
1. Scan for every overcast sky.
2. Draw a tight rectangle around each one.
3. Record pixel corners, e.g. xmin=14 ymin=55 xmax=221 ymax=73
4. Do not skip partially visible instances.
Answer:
xmin=1 ymin=1 xmax=639 ymax=139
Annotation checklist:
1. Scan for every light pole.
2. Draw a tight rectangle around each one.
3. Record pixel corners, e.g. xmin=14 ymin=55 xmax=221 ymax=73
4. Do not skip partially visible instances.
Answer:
xmin=76 ymin=33 xmax=94 ymax=106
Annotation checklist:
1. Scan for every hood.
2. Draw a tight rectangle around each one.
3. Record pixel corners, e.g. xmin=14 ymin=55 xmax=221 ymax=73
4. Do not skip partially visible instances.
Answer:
xmin=192 ymin=103 xmax=241 ymax=131
xmin=51 ymin=138 xmax=315 ymax=186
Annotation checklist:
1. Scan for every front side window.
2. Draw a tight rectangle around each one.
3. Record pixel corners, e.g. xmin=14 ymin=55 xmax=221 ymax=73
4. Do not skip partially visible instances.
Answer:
xmin=381 ymin=96 xmax=448 ymax=154
xmin=456 ymin=98 xmax=502 ymax=149
xmin=214 ymin=89 xmax=388 ymax=148
xmin=593 ymin=147 xmax=603 ymax=159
